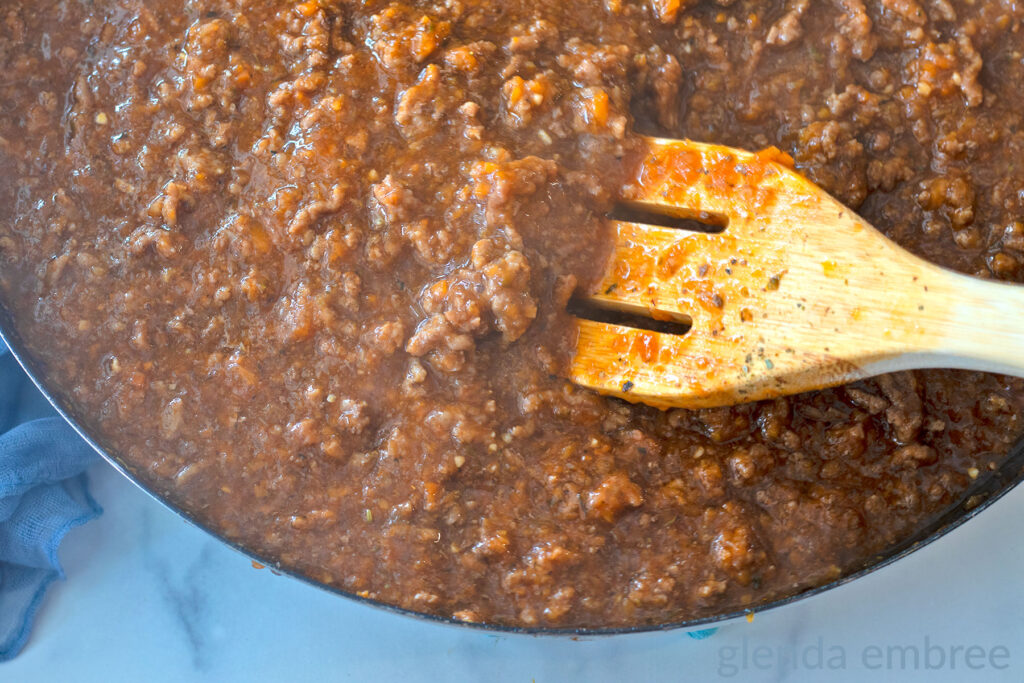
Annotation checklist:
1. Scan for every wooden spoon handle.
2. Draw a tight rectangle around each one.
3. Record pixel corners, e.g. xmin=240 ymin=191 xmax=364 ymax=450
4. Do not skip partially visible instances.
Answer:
xmin=905 ymin=268 xmax=1024 ymax=377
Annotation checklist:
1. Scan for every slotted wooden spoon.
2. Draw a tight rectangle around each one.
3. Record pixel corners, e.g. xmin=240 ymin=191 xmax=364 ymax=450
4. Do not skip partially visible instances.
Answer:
xmin=569 ymin=137 xmax=1024 ymax=409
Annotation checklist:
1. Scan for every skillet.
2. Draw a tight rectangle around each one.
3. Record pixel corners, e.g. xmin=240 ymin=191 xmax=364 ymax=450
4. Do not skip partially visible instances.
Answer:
xmin=2 ymin=299 xmax=1021 ymax=635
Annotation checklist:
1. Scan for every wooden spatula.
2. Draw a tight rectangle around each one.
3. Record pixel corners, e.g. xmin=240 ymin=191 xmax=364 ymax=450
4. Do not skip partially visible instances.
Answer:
xmin=569 ymin=136 xmax=1024 ymax=409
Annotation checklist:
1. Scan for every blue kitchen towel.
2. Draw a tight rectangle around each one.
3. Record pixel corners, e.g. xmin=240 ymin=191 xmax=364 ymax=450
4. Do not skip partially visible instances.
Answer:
xmin=688 ymin=628 xmax=718 ymax=640
xmin=0 ymin=341 xmax=101 ymax=660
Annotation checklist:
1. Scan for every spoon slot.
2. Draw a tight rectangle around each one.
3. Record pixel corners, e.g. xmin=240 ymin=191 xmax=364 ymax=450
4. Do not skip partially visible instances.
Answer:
xmin=567 ymin=297 xmax=692 ymax=336
xmin=611 ymin=203 xmax=728 ymax=234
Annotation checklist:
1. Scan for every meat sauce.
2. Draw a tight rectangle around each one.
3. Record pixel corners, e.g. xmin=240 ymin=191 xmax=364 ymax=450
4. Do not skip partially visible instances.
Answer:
xmin=2 ymin=0 xmax=1023 ymax=628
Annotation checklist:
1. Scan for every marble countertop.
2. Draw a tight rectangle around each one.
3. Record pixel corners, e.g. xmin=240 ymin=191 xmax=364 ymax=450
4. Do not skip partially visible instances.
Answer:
xmin=4 ymin=461 xmax=1023 ymax=682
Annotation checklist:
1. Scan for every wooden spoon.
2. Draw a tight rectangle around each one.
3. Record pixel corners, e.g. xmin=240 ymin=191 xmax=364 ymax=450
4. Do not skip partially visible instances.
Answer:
xmin=569 ymin=136 xmax=1024 ymax=409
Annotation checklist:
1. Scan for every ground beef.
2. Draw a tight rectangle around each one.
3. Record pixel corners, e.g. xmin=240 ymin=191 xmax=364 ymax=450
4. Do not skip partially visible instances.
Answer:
xmin=1 ymin=0 xmax=1024 ymax=630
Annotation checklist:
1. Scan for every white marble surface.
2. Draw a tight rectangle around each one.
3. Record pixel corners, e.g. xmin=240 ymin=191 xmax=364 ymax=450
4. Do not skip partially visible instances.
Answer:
xmin=3 ymin=461 xmax=1022 ymax=682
